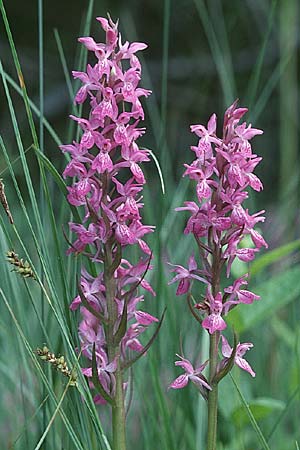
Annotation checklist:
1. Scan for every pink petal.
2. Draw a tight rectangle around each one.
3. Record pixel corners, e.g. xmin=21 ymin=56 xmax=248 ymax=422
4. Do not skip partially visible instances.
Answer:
xmin=75 ymin=86 xmax=88 ymax=104
xmin=235 ymin=357 xmax=256 ymax=377
xmin=176 ymin=278 xmax=190 ymax=295
xmin=115 ymin=224 xmax=133 ymax=245
xmin=215 ymin=217 xmax=232 ymax=230
xmin=141 ymin=279 xmax=156 ymax=296
xmin=202 ymin=314 xmax=227 ymax=334
xmin=81 ymin=131 xmax=94 ymax=149
xmin=250 ymin=229 xmax=268 ymax=249
xmin=236 ymin=248 xmax=257 ymax=262
xmin=190 ymin=124 xmax=207 ymax=137
xmin=236 ymin=342 xmax=253 ymax=356
xmin=231 ymin=205 xmax=248 ymax=226
xmin=128 ymin=42 xmax=148 ymax=53
xmin=70 ymin=295 xmax=81 ymax=310
xmin=228 ymin=163 xmax=245 ymax=187
xmin=78 ymin=37 xmax=102 ymax=52
xmin=221 ymin=335 xmax=233 ymax=358
xmin=135 ymin=310 xmax=158 ymax=325
xmin=238 ymin=290 xmax=260 ymax=304
xmin=81 ymin=367 xmax=92 ymax=377
xmin=175 ymin=357 xmax=194 ymax=375
xmin=188 ymin=254 xmax=197 ymax=271
xmin=106 ymin=359 xmax=118 ymax=373
xmin=93 ymin=394 xmax=107 ymax=405
xmin=96 ymin=17 xmax=109 ymax=30
xmin=169 ymin=374 xmax=189 ymax=390
xmin=243 ymin=127 xmax=263 ymax=140
xmin=92 ymin=153 xmax=114 ymax=173
xmin=248 ymin=173 xmax=263 ymax=191
xmin=127 ymin=338 xmax=144 ymax=353
xmin=196 ymin=180 xmax=211 ymax=201
xmin=189 ymin=375 xmax=212 ymax=391
xmin=130 ymin=162 xmax=145 ymax=184
xmin=207 ymin=113 xmax=217 ymax=134
xmin=138 ymin=239 xmax=152 ymax=255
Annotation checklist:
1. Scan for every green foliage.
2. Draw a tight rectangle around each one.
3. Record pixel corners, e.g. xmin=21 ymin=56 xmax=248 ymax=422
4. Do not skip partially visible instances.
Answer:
xmin=231 ymin=397 xmax=285 ymax=429
xmin=0 ymin=0 xmax=299 ymax=449
xmin=250 ymin=239 xmax=300 ymax=276
xmin=227 ymin=265 xmax=300 ymax=333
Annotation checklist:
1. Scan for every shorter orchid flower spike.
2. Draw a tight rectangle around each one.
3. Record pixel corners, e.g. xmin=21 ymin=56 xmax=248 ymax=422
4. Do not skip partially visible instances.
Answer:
xmin=221 ymin=336 xmax=255 ymax=377
xmin=169 ymin=100 xmax=265 ymax=399
xmin=169 ymin=354 xmax=211 ymax=391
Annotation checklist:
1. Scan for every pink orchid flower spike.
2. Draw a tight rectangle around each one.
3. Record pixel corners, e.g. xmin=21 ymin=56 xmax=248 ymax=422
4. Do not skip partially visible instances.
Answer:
xmin=168 ymin=101 xmax=265 ymax=448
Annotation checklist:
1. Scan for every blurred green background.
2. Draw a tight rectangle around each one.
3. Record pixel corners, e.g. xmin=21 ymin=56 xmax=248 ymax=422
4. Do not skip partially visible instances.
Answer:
xmin=0 ymin=0 xmax=299 ymax=449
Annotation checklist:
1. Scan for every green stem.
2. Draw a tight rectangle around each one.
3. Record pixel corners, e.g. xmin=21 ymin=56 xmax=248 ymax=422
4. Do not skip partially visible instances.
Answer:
xmin=112 ymin=362 xmax=126 ymax=450
xmin=207 ymin=331 xmax=219 ymax=450
xmin=207 ymin=238 xmax=221 ymax=450
xmin=104 ymin=246 xmax=117 ymax=356
xmin=104 ymin=242 xmax=127 ymax=450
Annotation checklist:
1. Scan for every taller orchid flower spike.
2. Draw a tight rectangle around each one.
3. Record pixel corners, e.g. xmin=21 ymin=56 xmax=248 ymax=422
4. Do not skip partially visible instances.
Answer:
xmin=61 ymin=16 xmax=162 ymax=450
xmin=169 ymin=101 xmax=267 ymax=450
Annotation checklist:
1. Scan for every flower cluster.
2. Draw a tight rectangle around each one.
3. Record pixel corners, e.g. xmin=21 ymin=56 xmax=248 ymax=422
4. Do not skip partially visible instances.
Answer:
xmin=169 ymin=101 xmax=267 ymax=389
xmin=61 ymin=16 xmax=157 ymax=404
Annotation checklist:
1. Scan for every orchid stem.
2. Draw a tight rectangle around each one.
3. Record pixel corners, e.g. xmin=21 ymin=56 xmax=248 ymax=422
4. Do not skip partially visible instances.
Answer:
xmin=207 ymin=331 xmax=219 ymax=450
xmin=112 ymin=362 xmax=126 ymax=450
xmin=105 ymin=242 xmax=127 ymax=450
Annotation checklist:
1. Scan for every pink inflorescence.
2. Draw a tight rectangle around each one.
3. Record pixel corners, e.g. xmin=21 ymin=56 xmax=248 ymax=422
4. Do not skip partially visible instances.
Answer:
xmin=169 ymin=101 xmax=267 ymax=389
xmin=61 ymin=16 xmax=157 ymax=404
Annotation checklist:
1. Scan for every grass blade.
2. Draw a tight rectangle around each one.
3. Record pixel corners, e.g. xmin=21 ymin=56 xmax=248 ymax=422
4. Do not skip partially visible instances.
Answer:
xmin=229 ymin=373 xmax=270 ymax=450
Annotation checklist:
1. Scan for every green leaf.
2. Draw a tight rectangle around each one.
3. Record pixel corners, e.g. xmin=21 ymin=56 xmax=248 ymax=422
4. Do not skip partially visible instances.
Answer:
xmin=246 ymin=0 xmax=277 ymax=109
xmin=121 ymin=308 xmax=166 ymax=371
xmin=91 ymin=343 xmax=114 ymax=406
xmin=113 ymin=296 xmax=129 ymax=346
xmin=33 ymin=145 xmax=82 ymax=223
xmin=143 ymin=147 xmax=165 ymax=195
xmin=193 ymin=0 xmax=235 ymax=104
xmin=250 ymin=239 xmax=300 ymax=276
xmin=2 ymin=70 xmax=62 ymax=146
xmin=0 ymin=287 xmax=85 ymax=450
xmin=214 ymin=331 xmax=238 ymax=384
xmin=53 ymin=28 xmax=78 ymax=114
xmin=270 ymin=316 xmax=295 ymax=349
xmin=231 ymin=397 xmax=285 ymax=428
xmin=78 ymin=282 xmax=106 ymax=323
xmin=229 ymin=375 xmax=271 ymax=450
xmin=227 ymin=265 xmax=300 ymax=332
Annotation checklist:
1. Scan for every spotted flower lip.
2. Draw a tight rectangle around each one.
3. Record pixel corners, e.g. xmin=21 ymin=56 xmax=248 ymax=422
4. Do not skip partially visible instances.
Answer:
xmin=201 ymin=290 xmax=227 ymax=334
